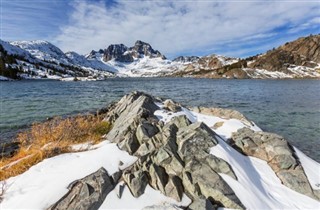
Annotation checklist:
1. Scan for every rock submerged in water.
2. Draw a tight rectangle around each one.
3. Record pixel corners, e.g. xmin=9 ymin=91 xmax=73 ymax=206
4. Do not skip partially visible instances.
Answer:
xmin=48 ymin=91 xmax=319 ymax=210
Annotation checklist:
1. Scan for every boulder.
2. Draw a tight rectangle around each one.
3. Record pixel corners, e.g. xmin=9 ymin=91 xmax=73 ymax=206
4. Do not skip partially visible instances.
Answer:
xmin=48 ymin=168 xmax=114 ymax=210
xmin=188 ymin=197 xmax=214 ymax=210
xmin=176 ymin=122 xmax=218 ymax=158
xmin=170 ymin=115 xmax=192 ymax=128
xmin=185 ymin=164 xmax=244 ymax=209
xmin=105 ymin=91 xmax=159 ymax=143
xmin=163 ymin=99 xmax=182 ymax=112
xmin=232 ymin=127 xmax=319 ymax=200
xmin=123 ymin=170 xmax=148 ymax=197
xmin=164 ymin=176 xmax=184 ymax=202
xmin=149 ymin=164 xmax=168 ymax=194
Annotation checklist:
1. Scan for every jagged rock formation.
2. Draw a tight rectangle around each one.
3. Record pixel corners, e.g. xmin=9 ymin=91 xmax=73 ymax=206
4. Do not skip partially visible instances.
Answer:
xmin=103 ymin=44 xmax=133 ymax=62
xmin=103 ymin=40 xmax=166 ymax=62
xmin=104 ymin=91 xmax=244 ymax=209
xmin=231 ymin=128 xmax=320 ymax=200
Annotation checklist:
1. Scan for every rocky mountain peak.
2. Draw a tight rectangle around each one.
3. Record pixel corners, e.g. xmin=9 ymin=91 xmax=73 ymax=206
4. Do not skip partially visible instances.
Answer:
xmin=102 ymin=40 xmax=166 ymax=62
xmin=103 ymin=44 xmax=132 ymax=62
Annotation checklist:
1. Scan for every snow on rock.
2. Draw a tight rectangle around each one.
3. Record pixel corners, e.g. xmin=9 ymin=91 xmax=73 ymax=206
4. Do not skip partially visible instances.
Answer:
xmin=294 ymin=147 xmax=320 ymax=190
xmin=210 ymin=139 xmax=320 ymax=209
xmin=1 ymin=141 xmax=137 ymax=209
xmin=10 ymin=40 xmax=70 ymax=65
xmin=1 ymin=92 xmax=319 ymax=210
xmin=100 ymin=183 xmax=191 ymax=209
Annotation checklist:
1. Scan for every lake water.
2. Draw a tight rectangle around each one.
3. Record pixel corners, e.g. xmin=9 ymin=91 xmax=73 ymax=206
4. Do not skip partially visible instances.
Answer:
xmin=1 ymin=78 xmax=319 ymax=162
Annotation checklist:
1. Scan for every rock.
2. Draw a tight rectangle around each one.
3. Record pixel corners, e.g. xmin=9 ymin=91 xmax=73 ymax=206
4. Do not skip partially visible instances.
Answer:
xmin=135 ymin=141 xmax=156 ymax=156
xmin=232 ymin=127 xmax=319 ymax=200
xmin=162 ymin=154 xmax=185 ymax=176
xmin=188 ymin=197 xmax=214 ymax=210
xmin=277 ymin=169 xmax=316 ymax=199
xmin=142 ymin=204 xmax=183 ymax=210
xmin=163 ymin=99 xmax=182 ymax=112
xmin=48 ymin=167 xmax=114 ymax=210
xmin=111 ymin=170 xmax=122 ymax=184
xmin=170 ymin=115 xmax=192 ymax=128
xmin=103 ymin=40 xmax=166 ymax=63
xmin=123 ymin=170 xmax=148 ymax=197
xmin=191 ymin=107 xmax=252 ymax=126
xmin=176 ymin=122 xmax=218 ymax=157
xmin=202 ymin=154 xmax=236 ymax=180
xmin=213 ymin=121 xmax=224 ymax=129
xmin=189 ymin=164 xmax=244 ymax=209
xmin=149 ymin=164 xmax=168 ymax=194
xmin=182 ymin=171 xmax=202 ymax=199
xmin=164 ymin=176 xmax=184 ymax=202
xmin=102 ymin=92 xmax=244 ymax=208
xmin=116 ymin=182 xmax=125 ymax=199
xmin=117 ymin=131 xmax=140 ymax=155
xmin=105 ymin=91 xmax=159 ymax=142
xmin=136 ymin=120 xmax=159 ymax=144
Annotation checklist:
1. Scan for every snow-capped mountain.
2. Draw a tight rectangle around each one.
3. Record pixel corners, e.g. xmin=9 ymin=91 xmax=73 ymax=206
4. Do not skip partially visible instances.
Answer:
xmin=11 ymin=40 xmax=70 ymax=65
xmin=1 ymin=35 xmax=319 ymax=80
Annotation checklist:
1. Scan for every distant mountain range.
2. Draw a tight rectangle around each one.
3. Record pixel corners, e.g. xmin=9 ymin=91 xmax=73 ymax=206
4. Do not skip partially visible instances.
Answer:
xmin=0 ymin=35 xmax=319 ymax=80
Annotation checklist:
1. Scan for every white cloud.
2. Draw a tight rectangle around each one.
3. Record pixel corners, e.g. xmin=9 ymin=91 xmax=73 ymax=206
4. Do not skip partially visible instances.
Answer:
xmin=53 ymin=0 xmax=320 ymax=57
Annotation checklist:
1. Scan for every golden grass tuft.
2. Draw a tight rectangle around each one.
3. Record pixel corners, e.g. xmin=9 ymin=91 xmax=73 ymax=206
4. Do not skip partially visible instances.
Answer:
xmin=0 ymin=114 xmax=112 ymax=181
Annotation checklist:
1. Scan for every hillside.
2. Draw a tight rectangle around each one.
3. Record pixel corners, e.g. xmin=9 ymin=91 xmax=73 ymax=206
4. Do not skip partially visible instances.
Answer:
xmin=174 ymin=35 xmax=320 ymax=79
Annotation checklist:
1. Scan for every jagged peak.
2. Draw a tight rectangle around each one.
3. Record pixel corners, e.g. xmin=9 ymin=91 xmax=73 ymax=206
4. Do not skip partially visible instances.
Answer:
xmin=134 ymin=40 xmax=151 ymax=47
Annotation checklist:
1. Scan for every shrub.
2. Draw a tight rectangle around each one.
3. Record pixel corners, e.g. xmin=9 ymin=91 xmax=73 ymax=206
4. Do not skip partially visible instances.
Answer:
xmin=0 ymin=115 xmax=112 ymax=181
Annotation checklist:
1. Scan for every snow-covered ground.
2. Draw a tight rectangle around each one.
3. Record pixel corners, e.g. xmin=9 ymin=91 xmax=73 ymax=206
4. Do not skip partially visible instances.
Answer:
xmin=243 ymin=66 xmax=320 ymax=79
xmin=1 ymin=101 xmax=319 ymax=209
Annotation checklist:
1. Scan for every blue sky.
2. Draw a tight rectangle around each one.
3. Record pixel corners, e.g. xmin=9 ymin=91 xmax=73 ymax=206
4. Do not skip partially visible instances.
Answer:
xmin=2 ymin=0 xmax=320 ymax=58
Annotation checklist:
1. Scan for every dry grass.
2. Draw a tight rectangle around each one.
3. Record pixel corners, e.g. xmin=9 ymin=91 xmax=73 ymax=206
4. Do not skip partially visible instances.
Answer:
xmin=0 ymin=115 xmax=111 ymax=181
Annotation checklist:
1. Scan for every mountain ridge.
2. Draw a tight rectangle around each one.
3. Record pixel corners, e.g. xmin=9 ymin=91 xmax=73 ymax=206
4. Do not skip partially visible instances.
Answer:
xmin=0 ymin=35 xmax=319 ymax=80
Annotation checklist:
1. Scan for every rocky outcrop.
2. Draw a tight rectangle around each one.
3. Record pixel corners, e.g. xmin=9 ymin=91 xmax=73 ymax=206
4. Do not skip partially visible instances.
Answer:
xmin=48 ymin=92 xmax=318 ymax=210
xmin=249 ymin=35 xmax=320 ymax=71
xmin=231 ymin=127 xmax=319 ymax=200
xmin=103 ymin=92 xmax=244 ymax=209
xmin=48 ymin=168 xmax=115 ymax=210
